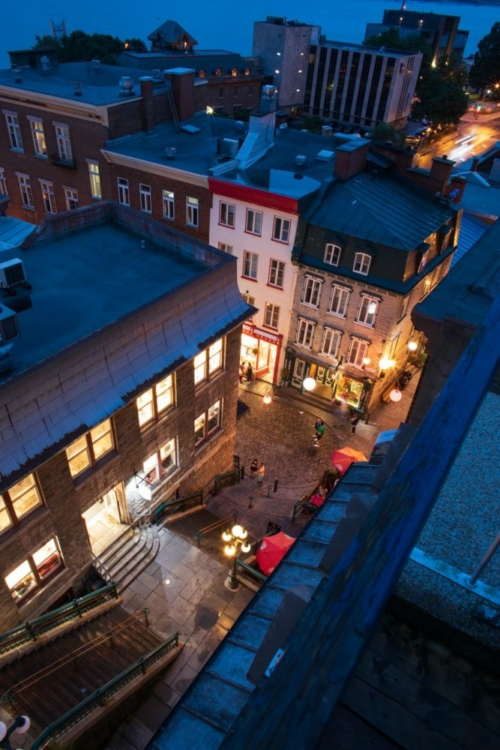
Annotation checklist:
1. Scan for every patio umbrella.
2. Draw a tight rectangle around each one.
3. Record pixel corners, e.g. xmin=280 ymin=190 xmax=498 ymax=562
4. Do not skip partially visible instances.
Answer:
xmin=339 ymin=446 xmax=368 ymax=462
xmin=255 ymin=531 xmax=296 ymax=576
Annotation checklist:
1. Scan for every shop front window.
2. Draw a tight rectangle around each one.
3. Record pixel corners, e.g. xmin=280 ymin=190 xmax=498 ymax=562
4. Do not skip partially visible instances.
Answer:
xmin=5 ymin=537 xmax=63 ymax=604
xmin=335 ymin=374 xmax=367 ymax=410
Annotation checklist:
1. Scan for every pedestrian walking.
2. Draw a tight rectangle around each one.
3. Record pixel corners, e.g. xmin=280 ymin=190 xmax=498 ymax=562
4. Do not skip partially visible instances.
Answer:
xmin=256 ymin=462 xmax=265 ymax=487
xmin=350 ymin=414 xmax=360 ymax=434
xmin=313 ymin=419 xmax=325 ymax=443
xmin=239 ymin=362 xmax=247 ymax=383
xmin=250 ymin=458 xmax=259 ymax=479
xmin=246 ymin=363 xmax=254 ymax=382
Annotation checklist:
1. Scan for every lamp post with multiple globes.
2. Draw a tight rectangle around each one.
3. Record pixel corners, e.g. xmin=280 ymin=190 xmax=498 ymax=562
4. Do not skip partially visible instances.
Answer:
xmin=222 ymin=524 xmax=251 ymax=590
xmin=0 ymin=715 xmax=31 ymax=750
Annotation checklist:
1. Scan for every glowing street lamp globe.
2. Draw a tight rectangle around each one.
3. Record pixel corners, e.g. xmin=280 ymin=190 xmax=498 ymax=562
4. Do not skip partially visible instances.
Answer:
xmin=389 ymin=389 xmax=403 ymax=402
xmin=408 ymin=341 xmax=418 ymax=352
xmin=303 ymin=377 xmax=316 ymax=392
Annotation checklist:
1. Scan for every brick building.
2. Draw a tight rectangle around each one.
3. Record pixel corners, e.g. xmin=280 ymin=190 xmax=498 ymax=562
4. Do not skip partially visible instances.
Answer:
xmin=285 ymin=140 xmax=462 ymax=416
xmin=0 ymin=201 xmax=252 ymax=630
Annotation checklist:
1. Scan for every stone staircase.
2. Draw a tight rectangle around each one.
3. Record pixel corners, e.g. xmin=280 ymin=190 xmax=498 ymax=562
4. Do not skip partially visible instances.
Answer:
xmin=97 ymin=524 xmax=160 ymax=594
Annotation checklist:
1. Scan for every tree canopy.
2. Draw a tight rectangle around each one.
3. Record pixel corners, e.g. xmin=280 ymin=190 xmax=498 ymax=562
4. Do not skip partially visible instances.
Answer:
xmin=33 ymin=31 xmax=146 ymax=65
xmin=414 ymin=70 xmax=468 ymax=125
xmin=469 ymin=22 xmax=500 ymax=90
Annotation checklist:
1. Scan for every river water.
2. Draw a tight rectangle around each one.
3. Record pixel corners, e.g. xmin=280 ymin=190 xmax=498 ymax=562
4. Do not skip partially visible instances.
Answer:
xmin=1 ymin=1 xmax=498 ymax=69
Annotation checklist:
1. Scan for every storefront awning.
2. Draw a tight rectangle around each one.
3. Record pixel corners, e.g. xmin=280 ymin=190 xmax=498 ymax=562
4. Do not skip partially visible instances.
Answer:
xmin=243 ymin=323 xmax=281 ymax=345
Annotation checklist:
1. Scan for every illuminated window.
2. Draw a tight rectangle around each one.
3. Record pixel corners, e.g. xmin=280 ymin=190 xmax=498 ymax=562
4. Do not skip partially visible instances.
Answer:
xmin=5 ymin=537 xmax=63 ymax=604
xmin=136 ymin=374 xmax=175 ymax=428
xmin=0 ymin=474 xmax=43 ymax=533
xmin=356 ymin=295 xmax=378 ymax=327
xmin=65 ymin=419 xmax=114 ymax=478
xmin=162 ymin=190 xmax=175 ymax=220
xmin=195 ymin=400 xmax=222 ymax=447
xmin=194 ymin=339 xmax=224 ymax=385
xmin=87 ymin=160 xmax=102 ymax=199
xmin=28 ymin=117 xmax=47 ymax=156
xmin=141 ymin=438 xmax=178 ymax=486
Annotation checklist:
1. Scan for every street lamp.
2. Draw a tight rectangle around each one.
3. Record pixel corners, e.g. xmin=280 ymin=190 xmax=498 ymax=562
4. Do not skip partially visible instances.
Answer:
xmin=222 ymin=523 xmax=251 ymax=590
xmin=378 ymin=357 xmax=395 ymax=379
xmin=0 ymin=715 xmax=31 ymax=749
xmin=302 ymin=377 xmax=316 ymax=392
xmin=408 ymin=341 xmax=418 ymax=352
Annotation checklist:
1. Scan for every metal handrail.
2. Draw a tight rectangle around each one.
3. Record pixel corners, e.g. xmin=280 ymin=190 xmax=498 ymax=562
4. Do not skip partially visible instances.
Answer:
xmin=91 ymin=551 xmax=113 ymax=583
xmin=152 ymin=491 xmax=204 ymax=525
xmin=0 ymin=584 xmax=118 ymax=656
xmin=194 ymin=513 xmax=237 ymax=547
xmin=3 ymin=609 xmax=151 ymax=706
xmin=30 ymin=632 xmax=180 ymax=750
xmin=211 ymin=469 xmax=239 ymax=496
xmin=236 ymin=559 xmax=267 ymax=583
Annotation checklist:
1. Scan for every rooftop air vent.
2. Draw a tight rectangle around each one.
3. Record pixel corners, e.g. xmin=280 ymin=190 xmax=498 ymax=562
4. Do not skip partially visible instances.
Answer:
xmin=220 ymin=138 xmax=239 ymax=157
xmin=295 ymin=154 xmax=306 ymax=166
xmin=0 ymin=259 xmax=26 ymax=289
xmin=322 ymin=125 xmax=333 ymax=137
xmin=262 ymin=84 xmax=277 ymax=98
xmin=151 ymin=69 xmax=164 ymax=84
xmin=235 ymin=120 xmax=245 ymax=130
xmin=0 ymin=305 xmax=19 ymax=344
xmin=316 ymin=150 xmax=334 ymax=162
xmin=165 ymin=147 xmax=177 ymax=158
xmin=40 ymin=55 xmax=50 ymax=74
xmin=119 ymin=76 xmax=134 ymax=96
xmin=279 ymin=123 xmax=287 ymax=130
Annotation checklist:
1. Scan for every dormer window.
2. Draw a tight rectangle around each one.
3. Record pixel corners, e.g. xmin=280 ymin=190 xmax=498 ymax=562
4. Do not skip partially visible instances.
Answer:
xmin=198 ymin=69 xmax=205 ymax=78
xmin=215 ymin=68 xmax=222 ymax=78
xmin=324 ymin=243 xmax=341 ymax=266
xmin=353 ymin=252 xmax=371 ymax=275
xmin=231 ymin=68 xmax=238 ymax=77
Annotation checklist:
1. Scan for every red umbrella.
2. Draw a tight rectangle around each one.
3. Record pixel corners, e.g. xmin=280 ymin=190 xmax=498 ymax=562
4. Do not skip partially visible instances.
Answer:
xmin=255 ymin=531 xmax=296 ymax=576
xmin=331 ymin=450 xmax=356 ymax=475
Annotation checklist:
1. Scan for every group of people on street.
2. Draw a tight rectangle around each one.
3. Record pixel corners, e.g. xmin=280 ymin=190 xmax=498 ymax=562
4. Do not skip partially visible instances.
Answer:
xmin=239 ymin=361 xmax=254 ymax=383
xmin=313 ymin=419 xmax=325 ymax=448
xmin=250 ymin=458 xmax=265 ymax=486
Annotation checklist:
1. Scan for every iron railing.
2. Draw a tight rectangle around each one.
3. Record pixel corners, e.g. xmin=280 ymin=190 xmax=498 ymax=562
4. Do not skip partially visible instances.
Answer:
xmin=0 ymin=584 xmax=118 ymax=657
xmin=152 ymin=491 xmax=204 ymax=525
xmin=30 ymin=632 xmax=180 ymax=749
xmin=194 ymin=513 xmax=237 ymax=548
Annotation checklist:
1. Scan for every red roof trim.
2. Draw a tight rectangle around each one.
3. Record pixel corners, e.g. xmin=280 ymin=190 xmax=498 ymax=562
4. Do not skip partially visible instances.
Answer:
xmin=209 ymin=178 xmax=298 ymax=214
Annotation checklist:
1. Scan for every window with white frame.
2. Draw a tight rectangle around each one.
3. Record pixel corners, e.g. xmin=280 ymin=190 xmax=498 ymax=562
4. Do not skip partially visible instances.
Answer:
xmin=243 ymin=251 xmax=258 ymax=280
xmin=302 ymin=276 xmax=322 ymax=307
xmin=245 ymin=208 xmax=262 ymax=235
xmin=117 ymin=177 xmax=130 ymax=206
xmin=4 ymin=112 xmax=23 ymax=151
xmin=353 ymin=252 xmax=371 ymax=275
xmin=64 ymin=187 xmax=78 ymax=211
xmin=218 ymin=242 xmax=233 ymax=254
xmin=195 ymin=400 xmax=222 ymax=446
xmin=142 ymin=438 xmax=178 ymax=485
xmin=268 ymin=259 xmax=285 ymax=288
xmin=194 ymin=338 xmax=224 ymax=385
xmin=5 ymin=537 xmax=63 ymax=604
xmin=65 ymin=419 xmax=115 ymax=478
xmin=186 ymin=196 xmax=199 ymax=227
xmin=296 ymin=319 xmax=315 ymax=348
xmin=40 ymin=180 xmax=56 ymax=213
xmin=136 ymin=374 xmax=175 ymax=428
xmin=162 ymin=189 xmax=174 ymax=220
xmin=17 ymin=174 xmax=34 ymax=208
xmin=321 ymin=327 xmax=341 ymax=358
xmin=273 ymin=216 xmax=291 ymax=243
xmin=329 ymin=284 xmax=350 ymax=317
xmin=87 ymin=160 xmax=102 ymax=199
xmin=347 ymin=337 xmax=369 ymax=367
xmin=0 ymin=473 xmax=43 ymax=534
xmin=140 ymin=183 xmax=152 ymax=213
xmin=399 ymin=295 xmax=409 ymax=320
xmin=0 ymin=168 xmax=8 ymax=196
xmin=29 ymin=117 xmax=47 ymax=156
xmin=54 ymin=122 xmax=73 ymax=162
xmin=324 ymin=243 xmax=341 ymax=266
xmin=356 ymin=295 xmax=378 ymax=327
xmin=219 ymin=201 xmax=235 ymax=227
xmin=264 ymin=302 xmax=280 ymax=329
xmin=242 ymin=292 xmax=255 ymax=306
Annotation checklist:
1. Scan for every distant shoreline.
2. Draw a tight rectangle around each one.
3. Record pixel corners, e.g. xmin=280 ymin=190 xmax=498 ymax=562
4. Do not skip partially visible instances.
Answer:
xmin=394 ymin=1 xmax=500 ymax=5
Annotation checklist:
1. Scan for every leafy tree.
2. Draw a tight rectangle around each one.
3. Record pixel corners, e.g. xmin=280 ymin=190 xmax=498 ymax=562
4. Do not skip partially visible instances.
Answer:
xmin=370 ymin=123 xmax=404 ymax=144
xmin=364 ymin=29 xmax=432 ymax=63
xmin=470 ymin=22 xmax=500 ymax=90
xmin=416 ymin=71 xmax=468 ymax=126
xmin=33 ymin=30 xmax=145 ymax=65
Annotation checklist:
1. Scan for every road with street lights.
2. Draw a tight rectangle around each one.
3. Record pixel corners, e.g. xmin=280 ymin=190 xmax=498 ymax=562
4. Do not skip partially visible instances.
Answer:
xmin=415 ymin=109 xmax=500 ymax=169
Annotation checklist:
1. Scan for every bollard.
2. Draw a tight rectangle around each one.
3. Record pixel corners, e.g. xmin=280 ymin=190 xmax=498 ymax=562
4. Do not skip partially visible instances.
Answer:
xmin=273 ymin=479 xmax=279 ymax=493
xmin=240 ymin=466 xmax=245 ymax=481
xmin=248 ymin=495 xmax=253 ymax=509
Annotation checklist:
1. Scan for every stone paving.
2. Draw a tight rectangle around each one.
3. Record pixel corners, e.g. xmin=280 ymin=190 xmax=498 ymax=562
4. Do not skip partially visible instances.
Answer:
xmin=104 ymin=371 xmax=420 ymax=748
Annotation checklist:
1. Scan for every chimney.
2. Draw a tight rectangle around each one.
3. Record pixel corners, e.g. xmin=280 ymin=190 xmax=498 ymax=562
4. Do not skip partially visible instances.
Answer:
xmin=163 ymin=68 xmax=195 ymax=123
xmin=237 ymin=86 xmax=278 ymax=170
xmin=334 ymin=140 xmax=370 ymax=180
xmin=444 ymin=175 xmax=466 ymax=205
xmin=428 ymin=156 xmax=454 ymax=196
xmin=139 ymin=76 xmax=155 ymax=132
